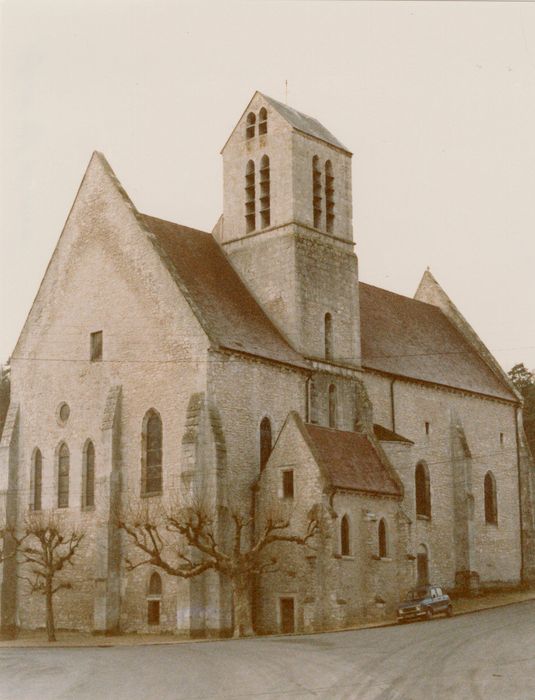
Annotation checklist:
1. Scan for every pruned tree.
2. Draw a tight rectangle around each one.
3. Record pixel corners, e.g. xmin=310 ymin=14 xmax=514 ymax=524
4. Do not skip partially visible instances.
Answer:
xmin=117 ymin=498 xmax=326 ymax=637
xmin=17 ymin=513 xmax=84 ymax=642
xmin=509 ymin=363 xmax=535 ymax=458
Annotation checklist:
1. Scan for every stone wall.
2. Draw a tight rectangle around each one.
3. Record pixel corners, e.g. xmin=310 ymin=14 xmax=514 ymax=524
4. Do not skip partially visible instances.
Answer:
xmin=363 ymin=370 xmax=523 ymax=589
xmin=1 ymin=153 xmax=211 ymax=635
xmin=255 ymin=415 xmax=411 ymax=634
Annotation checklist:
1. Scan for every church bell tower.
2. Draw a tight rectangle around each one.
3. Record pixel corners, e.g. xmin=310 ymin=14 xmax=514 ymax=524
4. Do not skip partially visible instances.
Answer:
xmin=217 ymin=91 xmax=361 ymax=367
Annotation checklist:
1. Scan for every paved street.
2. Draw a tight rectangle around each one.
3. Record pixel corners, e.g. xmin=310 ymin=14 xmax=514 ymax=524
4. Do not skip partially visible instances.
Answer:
xmin=1 ymin=601 xmax=534 ymax=700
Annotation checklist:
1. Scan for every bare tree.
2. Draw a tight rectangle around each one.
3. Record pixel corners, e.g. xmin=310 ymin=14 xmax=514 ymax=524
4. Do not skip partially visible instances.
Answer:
xmin=17 ymin=512 xmax=84 ymax=642
xmin=117 ymin=498 xmax=326 ymax=637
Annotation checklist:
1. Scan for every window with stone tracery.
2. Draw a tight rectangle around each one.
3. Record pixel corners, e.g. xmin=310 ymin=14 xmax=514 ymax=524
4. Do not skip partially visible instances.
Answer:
xmin=58 ymin=443 xmax=69 ymax=508
xmin=142 ymin=410 xmax=163 ymax=496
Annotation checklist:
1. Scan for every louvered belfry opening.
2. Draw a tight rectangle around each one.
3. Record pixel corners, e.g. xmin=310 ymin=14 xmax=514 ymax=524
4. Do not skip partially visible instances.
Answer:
xmin=325 ymin=159 xmax=334 ymax=233
xmin=312 ymin=155 xmax=322 ymax=229
xmin=258 ymin=107 xmax=268 ymax=135
xmin=259 ymin=155 xmax=270 ymax=228
xmin=245 ymin=160 xmax=256 ymax=233
xmin=246 ymin=112 xmax=256 ymax=139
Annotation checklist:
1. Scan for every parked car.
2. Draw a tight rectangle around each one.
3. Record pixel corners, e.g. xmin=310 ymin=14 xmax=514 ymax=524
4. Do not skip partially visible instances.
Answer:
xmin=397 ymin=584 xmax=453 ymax=623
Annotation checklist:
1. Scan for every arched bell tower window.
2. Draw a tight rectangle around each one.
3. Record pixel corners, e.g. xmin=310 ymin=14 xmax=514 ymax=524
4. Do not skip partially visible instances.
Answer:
xmin=260 ymin=417 xmax=272 ymax=471
xmin=484 ymin=471 xmax=498 ymax=525
xmin=324 ymin=313 xmax=333 ymax=360
xmin=325 ymin=160 xmax=335 ymax=233
xmin=259 ymin=155 xmax=271 ymax=228
xmin=328 ymin=384 xmax=337 ymax=428
xmin=246 ymin=112 xmax=256 ymax=139
xmin=415 ymin=461 xmax=431 ymax=518
xmin=258 ymin=107 xmax=268 ymax=135
xmin=245 ymin=160 xmax=256 ymax=233
xmin=312 ymin=156 xmax=322 ymax=229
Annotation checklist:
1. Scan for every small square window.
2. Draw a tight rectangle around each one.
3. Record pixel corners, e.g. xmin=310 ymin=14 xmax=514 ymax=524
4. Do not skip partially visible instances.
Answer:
xmin=282 ymin=470 xmax=294 ymax=499
xmin=90 ymin=331 xmax=103 ymax=362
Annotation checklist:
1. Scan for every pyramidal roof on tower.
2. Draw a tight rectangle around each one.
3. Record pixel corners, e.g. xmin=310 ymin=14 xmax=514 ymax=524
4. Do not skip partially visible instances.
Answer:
xmin=260 ymin=92 xmax=351 ymax=153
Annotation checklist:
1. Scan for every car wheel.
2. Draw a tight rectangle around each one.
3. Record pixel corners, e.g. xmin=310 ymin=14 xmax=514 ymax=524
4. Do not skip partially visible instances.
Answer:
xmin=446 ymin=605 xmax=453 ymax=618
xmin=425 ymin=608 xmax=433 ymax=621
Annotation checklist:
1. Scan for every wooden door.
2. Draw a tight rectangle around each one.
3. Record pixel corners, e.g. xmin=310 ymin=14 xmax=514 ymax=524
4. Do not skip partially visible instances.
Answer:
xmin=280 ymin=598 xmax=295 ymax=634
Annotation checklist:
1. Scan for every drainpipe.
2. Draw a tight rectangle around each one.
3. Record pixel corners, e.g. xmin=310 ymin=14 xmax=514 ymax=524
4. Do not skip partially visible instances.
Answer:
xmin=514 ymin=404 xmax=526 ymax=582
xmin=390 ymin=379 xmax=396 ymax=433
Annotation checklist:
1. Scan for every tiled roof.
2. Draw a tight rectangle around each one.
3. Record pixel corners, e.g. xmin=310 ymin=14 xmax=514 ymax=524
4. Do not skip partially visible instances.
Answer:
xmin=141 ymin=215 xmax=306 ymax=368
xmin=359 ymin=283 xmax=515 ymax=401
xmin=303 ymin=423 xmax=402 ymax=497
xmin=373 ymin=424 xmax=413 ymax=444
xmin=261 ymin=93 xmax=351 ymax=153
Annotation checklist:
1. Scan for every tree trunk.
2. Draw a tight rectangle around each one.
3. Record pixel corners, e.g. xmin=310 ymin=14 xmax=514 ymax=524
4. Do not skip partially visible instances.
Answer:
xmin=45 ymin=580 xmax=56 ymax=642
xmin=232 ymin=577 xmax=253 ymax=638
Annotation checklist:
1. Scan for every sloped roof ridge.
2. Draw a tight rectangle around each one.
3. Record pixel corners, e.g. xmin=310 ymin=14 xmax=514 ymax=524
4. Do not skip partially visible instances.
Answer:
xmin=360 ymin=280 xmax=441 ymax=309
xmin=260 ymin=92 xmax=351 ymax=154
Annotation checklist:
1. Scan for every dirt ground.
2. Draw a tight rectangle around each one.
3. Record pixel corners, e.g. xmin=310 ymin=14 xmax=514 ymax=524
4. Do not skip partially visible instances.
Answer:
xmin=1 ymin=585 xmax=534 ymax=648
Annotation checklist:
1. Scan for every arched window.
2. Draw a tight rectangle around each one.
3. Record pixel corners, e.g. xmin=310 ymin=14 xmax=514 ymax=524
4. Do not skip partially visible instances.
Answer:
xmin=149 ymin=572 xmax=162 ymax=595
xmin=259 ymin=417 xmax=272 ymax=471
xmin=324 ymin=312 xmax=333 ymax=360
xmin=312 ymin=155 xmax=322 ymax=229
xmin=328 ymin=384 xmax=337 ymax=428
xmin=246 ymin=112 xmax=256 ymax=139
xmin=340 ymin=515 xmax=350 ymax=556
xmin=416 ymin=543 xmax=429 ymax=586
xmin=245 ymin=160 xmax=256 ymax=233
xmin=83 ymin=441 xmax=95 ymax=508
xmin=58 ymin=443 xmax=69 ymax=508
xmin=258 ymin=107 xmax=268 ymax=135
xmin=142 ymin=410 xmax=163 ymax=495
xmin=31 ymin=449 xmax=42 ymax=511
xmin=484 ymin=471 xmax=498 ymax=525
xmin=325 ymin=160 xmax=335 ymax=233
xmin=147 ymin=572 xmax=162 ymax=626
xmin=415 ymin=462 xmax=431 ymax=518
xmin=378 ymin=518 xmax=388 ymax=558
xmin=259 ymin=155 xmax=270 ymax=228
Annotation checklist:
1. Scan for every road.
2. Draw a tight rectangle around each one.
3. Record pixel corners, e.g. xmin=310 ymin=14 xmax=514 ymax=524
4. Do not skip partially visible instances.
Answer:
xmin=1 ymin=600 xmax=534 ymax=700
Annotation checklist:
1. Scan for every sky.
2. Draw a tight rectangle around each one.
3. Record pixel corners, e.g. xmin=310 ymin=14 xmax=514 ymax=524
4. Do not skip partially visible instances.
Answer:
xmin=1 ymin=0 xmax=534 ymax=372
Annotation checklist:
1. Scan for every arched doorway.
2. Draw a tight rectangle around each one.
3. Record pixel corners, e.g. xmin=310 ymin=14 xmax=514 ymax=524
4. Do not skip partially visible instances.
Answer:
xmin=417 ymin=544 xmax=429 ymax=586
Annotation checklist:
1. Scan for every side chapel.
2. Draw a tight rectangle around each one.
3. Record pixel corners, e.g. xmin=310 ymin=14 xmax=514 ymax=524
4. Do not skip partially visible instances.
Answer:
xmin=1 ymin=92 xmax=534 ymax=637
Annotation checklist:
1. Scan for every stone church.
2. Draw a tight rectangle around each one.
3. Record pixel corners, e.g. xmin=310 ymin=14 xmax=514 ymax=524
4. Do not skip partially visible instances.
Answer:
xmin=1 ymin=91 xmax=534 ymax=637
